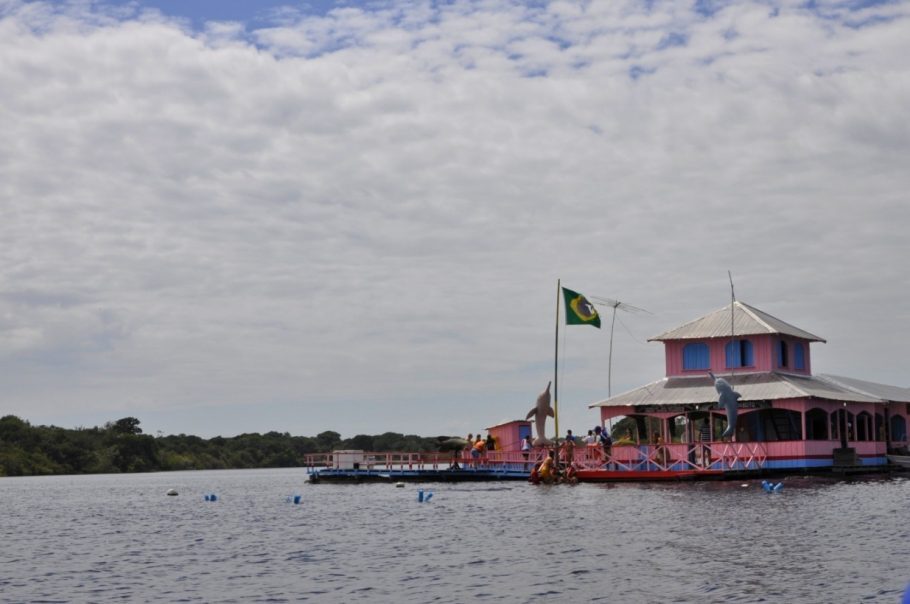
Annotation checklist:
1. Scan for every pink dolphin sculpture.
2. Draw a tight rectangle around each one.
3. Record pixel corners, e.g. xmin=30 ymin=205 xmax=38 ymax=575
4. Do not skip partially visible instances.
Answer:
xmin=526 ymin=381 xmax=555 ymax=446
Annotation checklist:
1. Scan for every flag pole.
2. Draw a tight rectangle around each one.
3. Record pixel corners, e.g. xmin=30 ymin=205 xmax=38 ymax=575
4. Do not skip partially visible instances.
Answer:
xmin=554 ymin=278 xmax=560 ymax=444
xmin=728 ymin=271 xmax=736 ymax=442
xmin=729 ymin=270 xmax=736 ymax=378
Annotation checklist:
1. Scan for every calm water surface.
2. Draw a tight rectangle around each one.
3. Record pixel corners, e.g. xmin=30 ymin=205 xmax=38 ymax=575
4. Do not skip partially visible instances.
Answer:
xmin=1 ymin=469 xmax=907 ymax=603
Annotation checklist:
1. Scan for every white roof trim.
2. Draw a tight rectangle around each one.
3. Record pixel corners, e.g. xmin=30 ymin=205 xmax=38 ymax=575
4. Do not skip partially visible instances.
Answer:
xmin=739 ymin=302 xmax=775 ymax=335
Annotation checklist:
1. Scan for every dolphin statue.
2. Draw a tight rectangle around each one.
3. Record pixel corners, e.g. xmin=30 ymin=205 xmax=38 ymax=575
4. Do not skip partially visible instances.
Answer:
xmin=708 ymin=371 xmax=742 ymax=439
xmin=527 ymin=381 xmax=555 ymax=446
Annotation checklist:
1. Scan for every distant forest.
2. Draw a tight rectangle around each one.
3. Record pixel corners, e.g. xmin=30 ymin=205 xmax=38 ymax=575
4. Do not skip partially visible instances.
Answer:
xmin=0 ymin=415 xmax=453 ymax=477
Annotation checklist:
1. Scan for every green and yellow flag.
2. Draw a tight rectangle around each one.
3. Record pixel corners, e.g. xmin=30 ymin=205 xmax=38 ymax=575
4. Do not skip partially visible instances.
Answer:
xmin=562 ymin=287 xmax=601 ymax=328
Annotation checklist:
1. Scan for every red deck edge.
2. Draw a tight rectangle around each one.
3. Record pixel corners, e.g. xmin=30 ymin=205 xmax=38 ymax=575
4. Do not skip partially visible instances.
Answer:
xmin=575 ymin=469 xmax=726 ymax=481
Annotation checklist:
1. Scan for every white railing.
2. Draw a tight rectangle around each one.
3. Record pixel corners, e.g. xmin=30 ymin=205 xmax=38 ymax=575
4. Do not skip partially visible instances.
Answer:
xmin=304 ymin=450 xmax=546 ymax=473
xmin=305 ymin=442 xmax=768 ymax=475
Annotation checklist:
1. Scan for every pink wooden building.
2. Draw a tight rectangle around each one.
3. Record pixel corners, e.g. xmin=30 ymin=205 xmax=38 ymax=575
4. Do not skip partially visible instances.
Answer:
xmin=584 ymin=301 xmax=910 ymax=477
xmin=487 ymin=420 xmax=532 ymax=453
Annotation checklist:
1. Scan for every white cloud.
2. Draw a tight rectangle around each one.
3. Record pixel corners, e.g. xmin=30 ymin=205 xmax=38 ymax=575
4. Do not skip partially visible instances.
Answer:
xmin=0 ymin=0 xmax=908 ymax=438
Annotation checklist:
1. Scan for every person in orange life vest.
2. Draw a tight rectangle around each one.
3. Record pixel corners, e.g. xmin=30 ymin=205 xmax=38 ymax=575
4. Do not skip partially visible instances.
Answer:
xmin=469 ymin=434 xmax=483 ymax=465
xmin=528 ymin=461 xmax=540 ymax=484
xmin=473 ymin=436 xmax=486 ymax=465
xmin=538 ymin=450 xmax=556 ymax=484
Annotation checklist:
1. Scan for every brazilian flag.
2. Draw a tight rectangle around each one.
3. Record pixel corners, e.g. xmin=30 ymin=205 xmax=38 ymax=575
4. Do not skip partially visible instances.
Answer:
xmin=562 ymin=287 xmax=601 ymax=328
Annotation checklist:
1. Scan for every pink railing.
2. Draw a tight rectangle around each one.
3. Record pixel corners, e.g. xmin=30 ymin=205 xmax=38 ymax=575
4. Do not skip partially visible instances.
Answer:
xmin=305 ymin=442 xmax=767 ymax=474
xmin=570 ymin=442 xmax=767 ymax=472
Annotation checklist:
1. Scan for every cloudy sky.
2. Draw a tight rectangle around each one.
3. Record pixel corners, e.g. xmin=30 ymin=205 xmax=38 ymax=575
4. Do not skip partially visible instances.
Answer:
xmin=1 ymin=0 xmax=908 ymax=439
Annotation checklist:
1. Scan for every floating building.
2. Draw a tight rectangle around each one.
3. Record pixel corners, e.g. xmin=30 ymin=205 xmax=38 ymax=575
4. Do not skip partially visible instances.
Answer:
xmin=580 ymin=301 xmax=910 ymax=480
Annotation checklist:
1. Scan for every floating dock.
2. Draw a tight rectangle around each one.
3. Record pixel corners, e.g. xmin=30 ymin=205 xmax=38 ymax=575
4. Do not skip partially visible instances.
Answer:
xmin=308 ymin=466 xmax=531 ymax=483
xmin=306 ymin=450 xmax=534 ymax=483
xmin=305 ymin=445 xmax=901 ymax=484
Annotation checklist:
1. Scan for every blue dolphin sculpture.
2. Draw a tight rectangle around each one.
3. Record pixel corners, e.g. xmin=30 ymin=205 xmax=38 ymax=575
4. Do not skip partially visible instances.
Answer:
xmin=708 ymin=371 xmax=742 ymax=439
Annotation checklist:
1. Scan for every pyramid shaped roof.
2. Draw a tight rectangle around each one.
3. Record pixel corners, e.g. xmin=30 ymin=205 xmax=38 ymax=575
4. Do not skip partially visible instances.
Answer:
xmin=648 ymin=301 xmax=826 ymax=343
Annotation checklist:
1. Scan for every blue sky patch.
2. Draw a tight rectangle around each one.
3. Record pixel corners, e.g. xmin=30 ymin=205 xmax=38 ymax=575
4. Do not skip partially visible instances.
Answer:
xmin=658 ymin=32 xmax=688 ymax=50
xmin=629 ymin=65 xmax=657 ymax=79
xmin=89 ymin=0 xmax=343 ymax=29
xmin=844 ymin=13 xmax=897 ymax=28
xmin=694 ymin=0 xmax=724 ymax=18
xmin=844 ymin=0 xmax=898 ymax=9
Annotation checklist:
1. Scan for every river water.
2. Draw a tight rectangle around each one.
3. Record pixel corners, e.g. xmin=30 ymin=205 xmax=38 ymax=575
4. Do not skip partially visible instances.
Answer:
xmin=1 ymin=469 xmax=907 ymax=603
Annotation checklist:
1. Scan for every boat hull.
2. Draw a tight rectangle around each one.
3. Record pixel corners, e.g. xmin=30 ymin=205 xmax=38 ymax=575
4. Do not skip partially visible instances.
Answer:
xmin=886 ymin=454 xmax=910 ymax=468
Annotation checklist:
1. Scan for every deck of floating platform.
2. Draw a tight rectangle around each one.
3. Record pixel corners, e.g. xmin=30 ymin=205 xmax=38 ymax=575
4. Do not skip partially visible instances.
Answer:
xmin=305 ymin=451 xmax=540 ymax=483
xmin=303 ymin=446 xmax=900 ymax=484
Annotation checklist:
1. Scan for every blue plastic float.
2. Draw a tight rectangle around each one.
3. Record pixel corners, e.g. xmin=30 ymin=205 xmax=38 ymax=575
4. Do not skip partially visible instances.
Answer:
xmin=760 ymin=480 xmax=783 ymax=493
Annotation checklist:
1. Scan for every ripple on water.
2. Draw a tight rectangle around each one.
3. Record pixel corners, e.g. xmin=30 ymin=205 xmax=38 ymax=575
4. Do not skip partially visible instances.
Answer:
xmin=1 ymin=471 xmax=908 ymax=602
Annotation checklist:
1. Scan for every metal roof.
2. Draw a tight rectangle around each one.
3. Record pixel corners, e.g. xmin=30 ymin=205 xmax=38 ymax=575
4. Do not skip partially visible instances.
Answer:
xmin=648 ymin=301 xmax=826 ymax=343
xmin=588 ymin=371 xmax=885 ymax=409
xmin=817 ymin=374 xmax=910 ymax=403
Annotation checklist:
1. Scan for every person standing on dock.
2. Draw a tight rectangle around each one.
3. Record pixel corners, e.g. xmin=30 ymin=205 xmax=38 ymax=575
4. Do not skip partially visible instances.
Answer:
xmin=473 ymin=435 xmax=486 ymax=467
xmin=521 ymin=434 xmax=532 ymax=464
xmin=602 ymin=429 xmax=613 ymax=465
xmin=469 ymin=434 xmax=481 ymax=467
xmin=584 ymin=430 xmax=597 ymax=463
xmin=699 ymin=420 xmax=712 ymax=467
xmin=655 ymin=434 xmax=669 ymax=468
xmin=595 ymin=426 xmax=612 ymax=467
xmin=563 ymin=430 xmax=576 ymax=465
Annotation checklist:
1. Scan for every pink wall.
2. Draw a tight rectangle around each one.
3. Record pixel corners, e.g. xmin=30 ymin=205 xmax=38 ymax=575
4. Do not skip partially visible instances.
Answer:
xmin=488 ymin=420 xmax=531 ymax=452
xmin=664 ymin=334 xmax=812 ymax=377
xmin=761 ymin=440 xmax=886 ymax=457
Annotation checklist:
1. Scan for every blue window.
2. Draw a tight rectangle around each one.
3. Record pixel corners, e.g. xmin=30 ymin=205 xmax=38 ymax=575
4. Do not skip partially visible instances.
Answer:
xmin=683 ymin=342 xmax=710 ymax=370
xmin=778 ymin=340 xmax=788 ymax=367
xmin=794 ymin=343 xmax=805 ymax=370
xmin=518 ymin=424 xmax=532 ymax=442
xmin=725 ymin=339 xmax=753 ymax=368
xmin=890 ymin=415 xmax=907 ymax=441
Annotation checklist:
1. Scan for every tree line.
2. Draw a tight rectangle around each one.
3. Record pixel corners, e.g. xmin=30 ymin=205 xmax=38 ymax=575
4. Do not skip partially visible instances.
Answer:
xmin=0 ymin=415 xmax=452 ymax=477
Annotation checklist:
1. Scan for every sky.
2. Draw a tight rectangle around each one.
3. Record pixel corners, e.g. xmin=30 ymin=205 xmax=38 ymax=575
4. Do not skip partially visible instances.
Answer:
xmin=1 ymin=0 xmax=909 ymax=440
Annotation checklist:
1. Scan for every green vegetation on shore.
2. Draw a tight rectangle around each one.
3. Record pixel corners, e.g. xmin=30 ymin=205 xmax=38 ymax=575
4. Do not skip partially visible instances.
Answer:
xmin=0 ymin=415 xmax=453 ymax=477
